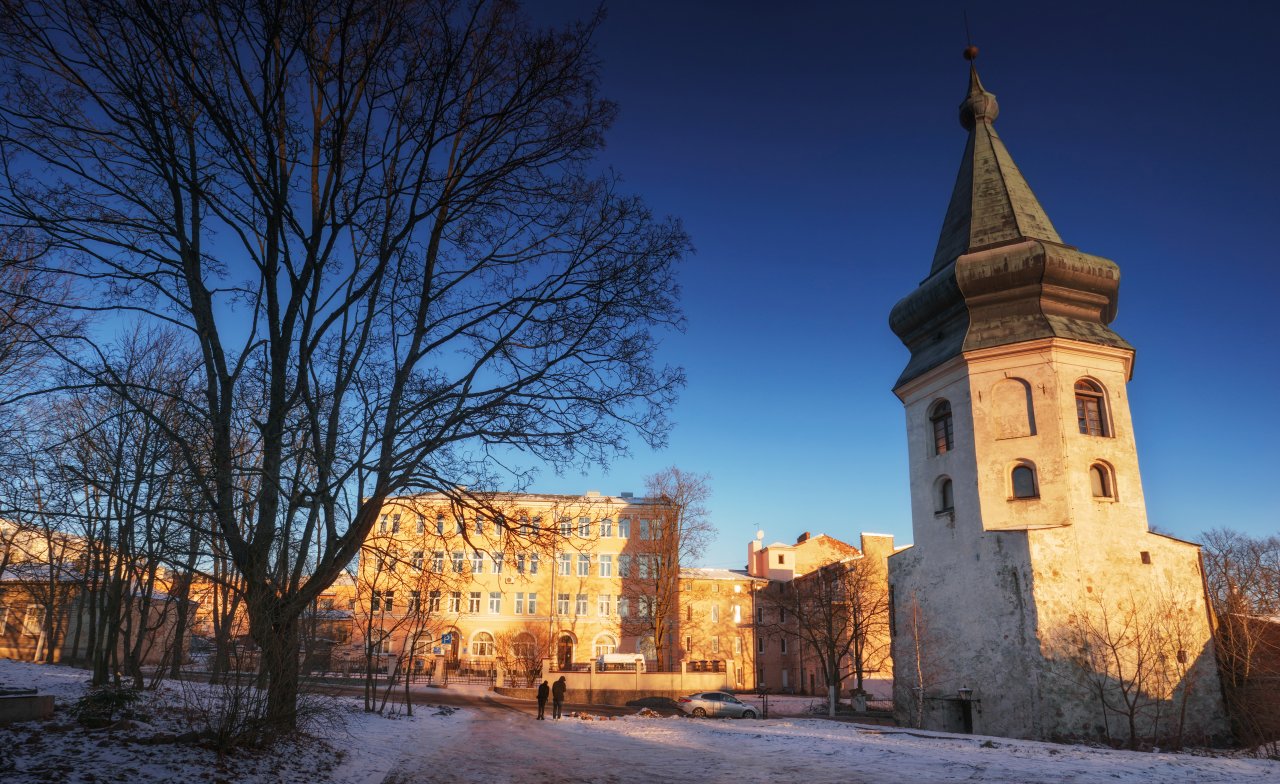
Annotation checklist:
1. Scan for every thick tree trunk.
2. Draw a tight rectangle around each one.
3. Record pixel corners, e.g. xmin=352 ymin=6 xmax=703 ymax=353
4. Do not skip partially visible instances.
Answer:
xmin=250 ymin=598 xmax=301 ymax=731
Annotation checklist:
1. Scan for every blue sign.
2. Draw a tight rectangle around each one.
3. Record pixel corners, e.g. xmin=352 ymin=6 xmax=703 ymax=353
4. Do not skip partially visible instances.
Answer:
xmin=442 ymin=633 xmax=452 ymax=645
xmin=432 ymin=646 xmax=443 ymax=655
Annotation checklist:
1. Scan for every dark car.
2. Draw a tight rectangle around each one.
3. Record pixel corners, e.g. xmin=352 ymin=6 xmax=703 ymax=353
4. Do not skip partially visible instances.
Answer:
xmin=676 ymin=691 xmax=758 ymax=719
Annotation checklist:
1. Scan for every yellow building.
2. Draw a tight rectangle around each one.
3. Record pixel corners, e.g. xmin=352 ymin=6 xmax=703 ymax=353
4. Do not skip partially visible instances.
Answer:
xmin=677 ymin=568 xmax=765 ymax=690
xmin=351 ymin=491 xmax=679 ymax=681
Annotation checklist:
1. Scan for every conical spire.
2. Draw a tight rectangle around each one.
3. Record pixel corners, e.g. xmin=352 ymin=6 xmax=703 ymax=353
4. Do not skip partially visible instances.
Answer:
xmin=929 ymin=53 xmax=1062 ymax=275
xmin=889 ymin=50 xmax=1130 ymax=390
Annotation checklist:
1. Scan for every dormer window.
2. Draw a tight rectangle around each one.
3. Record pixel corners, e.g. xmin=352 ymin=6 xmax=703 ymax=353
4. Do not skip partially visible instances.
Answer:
xmin=930 ymin=400 xmax=954 ymax=455
xmin=1075 ymin=380 xmax=1108 ymax=436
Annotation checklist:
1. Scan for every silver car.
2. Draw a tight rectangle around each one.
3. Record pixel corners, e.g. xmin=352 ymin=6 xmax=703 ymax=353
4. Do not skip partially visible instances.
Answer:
xmin=677 ymin=691 xmax=758 ymax=719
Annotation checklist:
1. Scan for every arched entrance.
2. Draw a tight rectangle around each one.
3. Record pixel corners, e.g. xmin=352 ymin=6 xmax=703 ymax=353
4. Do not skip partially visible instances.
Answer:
xmin=557 ymin=633 xmax=575 ymax=670
xmin=443 ymin=626 xmax=462 ymax=672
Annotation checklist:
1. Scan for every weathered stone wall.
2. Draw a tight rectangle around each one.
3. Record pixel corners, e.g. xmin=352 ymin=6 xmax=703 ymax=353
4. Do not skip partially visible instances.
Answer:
xmin=890 ymin=340 xmax=1229 ymax=743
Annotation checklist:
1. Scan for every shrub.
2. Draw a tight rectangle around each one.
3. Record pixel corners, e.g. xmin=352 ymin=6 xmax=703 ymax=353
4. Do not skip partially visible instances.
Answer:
xmin=71 ymin=685 xmax=141 ymax=727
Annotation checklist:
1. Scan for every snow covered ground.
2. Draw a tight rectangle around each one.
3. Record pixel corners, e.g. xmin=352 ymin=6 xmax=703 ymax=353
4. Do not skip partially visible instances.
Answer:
xmin=2 ymin=659 xmax=1277 ymax=784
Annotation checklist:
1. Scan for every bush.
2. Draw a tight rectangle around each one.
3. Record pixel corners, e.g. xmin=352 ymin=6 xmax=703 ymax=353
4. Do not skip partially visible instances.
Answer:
xmin=176 ymin=671 xmax=345 ymax=751
xmin=71 ymin=685 xmax=142 ymax=727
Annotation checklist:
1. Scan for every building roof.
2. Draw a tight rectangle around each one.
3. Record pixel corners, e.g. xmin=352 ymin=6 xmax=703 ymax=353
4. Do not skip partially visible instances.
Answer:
xmin=889 ymin=54 xmax=1131 ymax=388
xmin=681 ymin=567 xmax=766 ymax=583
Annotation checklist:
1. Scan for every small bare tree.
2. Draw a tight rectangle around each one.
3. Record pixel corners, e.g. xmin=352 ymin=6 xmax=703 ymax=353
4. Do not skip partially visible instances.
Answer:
xmin=896 ymin=589 xmax=942 ymax=729
xmin=1202 ymin=528 xmax=1280 ymax=753
xmin=496 ymin=624 xmax=551 ymax=688
xmin=620 ymin=468 xmax=712 ymax=669
xmin=760 ymin=556 xmax=889 ymax=717
xmin=1052 ymin=588 xmax=1212 ymax=749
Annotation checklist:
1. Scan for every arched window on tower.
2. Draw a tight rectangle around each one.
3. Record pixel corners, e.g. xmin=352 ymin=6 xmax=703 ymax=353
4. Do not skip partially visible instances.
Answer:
xmin=930 ymin=400 xmax=954 ymax=455
xmin=935 ymin=476 xmax=954 ymax=514
xmin=1011 ymin=463 xmax=1038 ymax=499
xmin=1090 ymin=463 xmax=1115 ymax=499
xmin=1075 ymin=380 xmax=1109 ymax=436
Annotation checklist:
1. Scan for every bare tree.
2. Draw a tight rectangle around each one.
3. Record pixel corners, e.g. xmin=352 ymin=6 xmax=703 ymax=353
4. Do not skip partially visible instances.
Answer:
xmin=760 ymin=556 xmax=889 ymax=717
xmin=496 ymin=623 xmax=551 ymax=688
xmin=0 ymin=0 xmax=688 ymax=729
xmin=1051 ymin=588 xmax=1216 ymax=749
xmin=48 ymin=331 xmax=200 ymax=687
xmin=350 ymin=537 xmax=455 ymax=714
xmin=1202 ymin=528 xmax=1280 ymax=753
xmin=620 ymin=468 xmax=712 ymax=669
xmin=895 ymin=589 xmax=942 ymax=729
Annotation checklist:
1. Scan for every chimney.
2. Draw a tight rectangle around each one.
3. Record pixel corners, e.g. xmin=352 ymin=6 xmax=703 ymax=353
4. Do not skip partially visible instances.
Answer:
xmin=796 ymin=531 xmax=810 ymax=544
xmin=747 ymin=530 xmax=765 ymax=577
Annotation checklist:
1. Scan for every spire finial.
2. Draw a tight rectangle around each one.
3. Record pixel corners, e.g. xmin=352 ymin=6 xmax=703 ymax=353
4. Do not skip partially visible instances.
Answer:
xmin=958 ymin=43 xmax=998 ymax=130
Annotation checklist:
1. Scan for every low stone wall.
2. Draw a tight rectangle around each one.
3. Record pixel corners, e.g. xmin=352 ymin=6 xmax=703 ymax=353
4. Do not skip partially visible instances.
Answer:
xmin=0 ymin=694 xmax=55 ymax=724
xmin=494 ymin=662 xmax=737 ymax=707
xmin=493 ymin=685 xmax=699 ymax=707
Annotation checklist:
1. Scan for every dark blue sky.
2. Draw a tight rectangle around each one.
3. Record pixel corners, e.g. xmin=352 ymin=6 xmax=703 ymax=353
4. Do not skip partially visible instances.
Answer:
xmin=523 ymin=1 xmax=1280 ymax=567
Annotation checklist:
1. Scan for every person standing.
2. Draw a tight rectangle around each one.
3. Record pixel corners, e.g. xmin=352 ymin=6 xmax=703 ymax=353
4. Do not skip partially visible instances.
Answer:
xmin=551 ymin=675 xmax=567 ymax=719
xmin=536 ymin=680 xmax=550 ymax=720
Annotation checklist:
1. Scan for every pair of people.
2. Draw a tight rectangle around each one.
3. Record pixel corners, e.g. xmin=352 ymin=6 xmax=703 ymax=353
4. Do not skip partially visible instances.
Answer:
xmin=536 ymin=676 xmax=567 ymax=719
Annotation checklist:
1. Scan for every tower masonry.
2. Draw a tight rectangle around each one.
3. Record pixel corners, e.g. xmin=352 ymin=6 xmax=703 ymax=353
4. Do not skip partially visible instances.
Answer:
xmin=885 ymin=53 xmax=1229 ymax=743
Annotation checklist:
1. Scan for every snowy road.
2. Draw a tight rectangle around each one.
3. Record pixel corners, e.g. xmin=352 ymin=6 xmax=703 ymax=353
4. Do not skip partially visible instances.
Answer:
xmin=377 ymin=694 xmax=873 ymax=784
xmin=371 ymin=692 xmax=1280 ymax=784
xmin=3 ymin=661 xmax=1275 ymax=784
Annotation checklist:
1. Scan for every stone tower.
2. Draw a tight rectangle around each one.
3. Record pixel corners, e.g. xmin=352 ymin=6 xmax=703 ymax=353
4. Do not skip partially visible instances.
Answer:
xmin=885 ymin=53 xmax=1229 ymax=743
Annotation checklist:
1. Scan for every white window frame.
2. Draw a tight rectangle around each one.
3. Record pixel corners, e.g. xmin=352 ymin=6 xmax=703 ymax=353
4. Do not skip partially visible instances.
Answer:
xmin=599 ymin=554 xmax=613 ymax=577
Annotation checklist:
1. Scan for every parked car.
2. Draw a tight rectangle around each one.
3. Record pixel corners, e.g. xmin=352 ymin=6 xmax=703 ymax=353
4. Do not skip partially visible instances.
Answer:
xmin=677 ymin=691 xmax=758 ymax=719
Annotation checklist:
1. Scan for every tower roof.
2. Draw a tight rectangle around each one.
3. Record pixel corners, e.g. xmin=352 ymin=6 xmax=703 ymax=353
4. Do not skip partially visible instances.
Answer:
xmin=930 ymin=65 xmax=1063 ymax=275
xmin=889 ymin=53 xmax=1131 ymax=389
